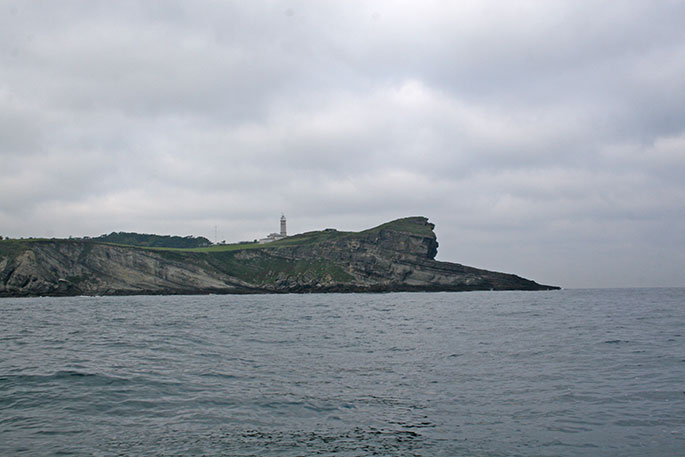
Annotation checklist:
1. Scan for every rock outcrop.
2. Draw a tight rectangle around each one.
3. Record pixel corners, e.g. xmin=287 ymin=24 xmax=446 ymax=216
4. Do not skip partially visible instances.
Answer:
xmin=0 ymin=217 xmax=558 ymax=297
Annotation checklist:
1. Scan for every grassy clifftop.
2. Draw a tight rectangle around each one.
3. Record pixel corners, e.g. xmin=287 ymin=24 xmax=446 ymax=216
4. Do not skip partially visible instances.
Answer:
xmin=146 ymin=216 xmax=435 ymax=253
xmin=361 ymin=216 xmax=435 ymax=237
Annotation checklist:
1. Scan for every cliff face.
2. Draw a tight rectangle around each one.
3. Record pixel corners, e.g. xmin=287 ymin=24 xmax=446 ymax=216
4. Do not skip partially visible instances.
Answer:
xmin=0 ymin=241 xmax=248 ymax=297
xmin=0 ymin=217 xmax=558 ymax=297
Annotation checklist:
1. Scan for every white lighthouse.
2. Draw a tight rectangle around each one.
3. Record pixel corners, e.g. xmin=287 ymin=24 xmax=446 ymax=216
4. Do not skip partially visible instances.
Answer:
xmin=259 ymin=214 xmax=288 ymax=244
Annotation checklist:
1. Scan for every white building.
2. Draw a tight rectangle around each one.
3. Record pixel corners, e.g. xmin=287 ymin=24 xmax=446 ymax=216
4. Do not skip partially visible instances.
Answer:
xmin=258 ymin=214 xmax=288 ymax=244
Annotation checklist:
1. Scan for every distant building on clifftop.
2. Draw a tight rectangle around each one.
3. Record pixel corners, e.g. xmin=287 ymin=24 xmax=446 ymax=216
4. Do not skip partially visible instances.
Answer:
xmin=259 ymin=214 xmax=288 ymax=244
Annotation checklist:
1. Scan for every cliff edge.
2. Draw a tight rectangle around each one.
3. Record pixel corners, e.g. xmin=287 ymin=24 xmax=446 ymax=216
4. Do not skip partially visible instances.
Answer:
xmin=0 ymin=217 xmax=559 ymax=297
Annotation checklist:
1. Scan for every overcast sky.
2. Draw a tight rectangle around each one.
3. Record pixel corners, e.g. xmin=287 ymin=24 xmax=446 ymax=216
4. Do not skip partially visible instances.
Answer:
xmin=1 ymin=0 xmax=684 ymax=288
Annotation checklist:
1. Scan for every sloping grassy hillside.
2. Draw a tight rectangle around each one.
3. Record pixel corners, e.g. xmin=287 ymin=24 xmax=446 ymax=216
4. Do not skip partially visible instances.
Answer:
xmin=0 ymin=240 xmax=29 ymax=259
xmin=139 ymin=217 xmax=432 ymax=254
xmin=154 ymin=248 xmax=354 ymax=285
xmin=0 ymin=217 xmax=433 ymax=259
xmin=361 ymin=217 xmax=434 ymax=237
xmin=206 ymin=251 xmax=354 ymax=285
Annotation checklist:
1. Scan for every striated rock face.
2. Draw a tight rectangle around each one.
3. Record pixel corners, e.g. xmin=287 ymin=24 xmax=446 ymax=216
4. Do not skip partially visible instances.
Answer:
xmin=0 ymin=241 xmax=252 ymax=297
xmin=0 ymin=217 xmax=558 ymax=297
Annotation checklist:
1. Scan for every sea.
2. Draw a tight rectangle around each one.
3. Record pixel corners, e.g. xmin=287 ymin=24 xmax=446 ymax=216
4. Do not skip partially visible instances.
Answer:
xmin=1 ymin=288 xmax=683 ymax=456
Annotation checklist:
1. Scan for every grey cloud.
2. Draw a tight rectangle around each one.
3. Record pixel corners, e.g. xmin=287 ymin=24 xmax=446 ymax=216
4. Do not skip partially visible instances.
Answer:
xmin=1 ymin=0 xmax=684 ymax=287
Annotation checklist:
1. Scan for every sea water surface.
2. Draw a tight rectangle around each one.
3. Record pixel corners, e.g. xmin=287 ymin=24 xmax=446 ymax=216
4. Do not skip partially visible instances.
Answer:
xmin=1 ymin=289 xmax=683 ymax=456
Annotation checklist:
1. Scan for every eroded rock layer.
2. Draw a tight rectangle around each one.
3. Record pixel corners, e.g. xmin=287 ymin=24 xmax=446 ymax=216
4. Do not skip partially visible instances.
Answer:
xmin=0 ymin=217 xmax=558 ymax=297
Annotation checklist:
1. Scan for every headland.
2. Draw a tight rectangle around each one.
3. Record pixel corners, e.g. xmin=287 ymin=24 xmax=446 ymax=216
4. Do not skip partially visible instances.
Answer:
xmin=0 ymin=217 xmax=559 ymax=297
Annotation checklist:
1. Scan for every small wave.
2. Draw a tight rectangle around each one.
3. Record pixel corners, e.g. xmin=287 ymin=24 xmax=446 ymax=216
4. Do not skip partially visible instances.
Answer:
xmin=198 ymin=372 xmax=239 ymax=380
xmin=0 ymin=371 xmax=131 ymax=387
xmin=101 ymin=426 xmax=433 ymax=456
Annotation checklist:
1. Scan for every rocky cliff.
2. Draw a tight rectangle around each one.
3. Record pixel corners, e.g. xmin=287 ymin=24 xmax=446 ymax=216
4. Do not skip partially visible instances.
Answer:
xmin=0 ymin=217 xmax=558 ymax=297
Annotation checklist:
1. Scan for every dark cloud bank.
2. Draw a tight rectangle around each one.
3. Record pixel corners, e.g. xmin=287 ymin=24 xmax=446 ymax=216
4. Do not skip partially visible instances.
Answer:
xmin=1 ymin=0 xmax=684 ymax=288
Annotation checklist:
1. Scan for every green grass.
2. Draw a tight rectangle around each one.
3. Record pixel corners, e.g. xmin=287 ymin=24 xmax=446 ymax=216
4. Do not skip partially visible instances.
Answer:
xmin=0 ymin=217 xmax=435 ymax=258
xmin=135 ymin=228 xmax=353 ymax=253
xmin=0 ymin=239 xmax=30 ymax=259
xmin=205 ymin=250 xmax=354 ymax=285
xmin=146 ymin=217 xmax=432 ymax=253
xmin=361 ymin=216 xmax=434 ymax=236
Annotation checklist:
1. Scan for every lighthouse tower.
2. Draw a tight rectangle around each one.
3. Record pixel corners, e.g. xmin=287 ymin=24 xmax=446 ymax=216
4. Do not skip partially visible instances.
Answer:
xmin=280 ymin=214 xmax=287 ymax=237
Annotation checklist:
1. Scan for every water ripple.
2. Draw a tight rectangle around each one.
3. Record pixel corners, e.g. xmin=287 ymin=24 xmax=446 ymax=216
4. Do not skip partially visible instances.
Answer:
xmin=1 ymin=289 xmax=684 ymax=456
